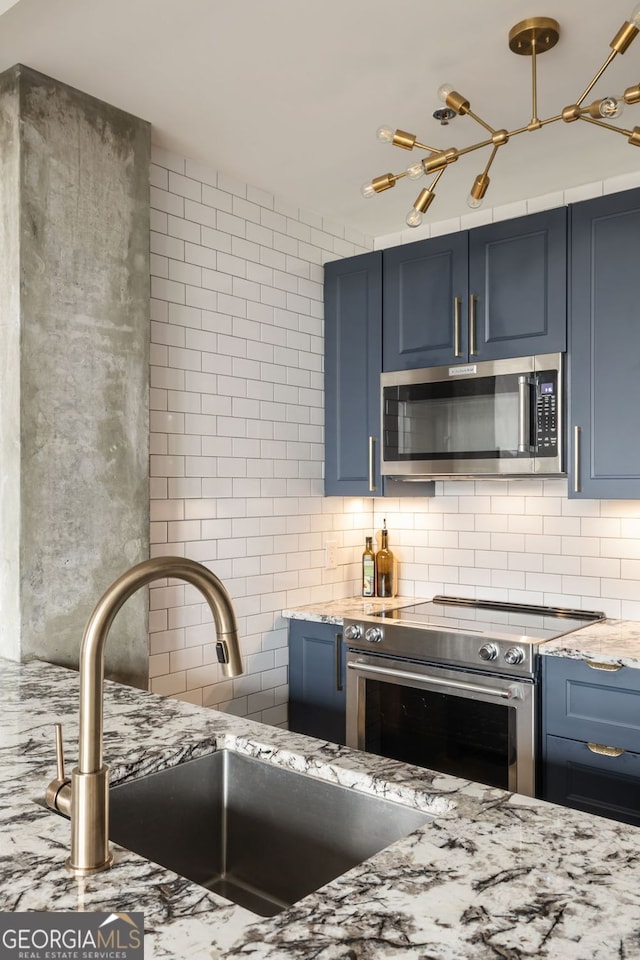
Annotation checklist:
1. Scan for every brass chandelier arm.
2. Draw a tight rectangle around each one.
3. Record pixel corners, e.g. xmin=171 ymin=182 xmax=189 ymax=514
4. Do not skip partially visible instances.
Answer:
xmin=413 ymin=140 xmax=440 ymax=153
xmin=465 ymin=109 xmax=497 ymax=135
xmin=503 ymin=114 xmax=564 ymax=138
xmin=579 ymin=114 xmax=635 ymax=137
xmin=454 ymin=137 xmax=495 ymax=159
xmin=482 ymin=144 xmax=501 ymax=177
xmin=575 ymin=50 xmax=619 ymax=107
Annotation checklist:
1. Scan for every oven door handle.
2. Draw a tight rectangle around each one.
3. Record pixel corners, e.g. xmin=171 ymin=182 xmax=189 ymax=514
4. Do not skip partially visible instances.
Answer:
xmin=347 ymin=661 xmax=522 ymax=700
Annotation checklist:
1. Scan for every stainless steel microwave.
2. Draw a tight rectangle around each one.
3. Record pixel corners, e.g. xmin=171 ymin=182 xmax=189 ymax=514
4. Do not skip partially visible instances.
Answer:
xmin=381 ymin=353 xmax=564 ymax=479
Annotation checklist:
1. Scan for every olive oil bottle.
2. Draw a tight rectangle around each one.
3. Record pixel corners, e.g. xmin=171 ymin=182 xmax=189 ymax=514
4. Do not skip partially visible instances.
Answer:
xmin=362 ymin=536 xmax=375 ymax=597
xmin=375 ymin=519 xmax=396 ymax=597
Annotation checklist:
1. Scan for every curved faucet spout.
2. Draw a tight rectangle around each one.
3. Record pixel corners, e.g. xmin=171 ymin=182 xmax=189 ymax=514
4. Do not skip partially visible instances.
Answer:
xmin=79 ymin=556 xmax=242 ymax=774
xmin=47 ymin=556 xmax=243 ymax=875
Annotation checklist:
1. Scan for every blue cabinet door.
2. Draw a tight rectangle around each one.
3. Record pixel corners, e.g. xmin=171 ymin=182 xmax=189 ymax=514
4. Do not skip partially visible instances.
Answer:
xmin=324 ymin=251 xmax=434 ymax=498
xmin=468 ymin=207 xmax=567 ymax=361
xmin=288 ymin=619 xmax=346 ymax=745
xmin=382 ymin=209 xmax=566 ymax=372
xmin=543 ymin=656 xmax=640 ymax=752
xmin=324 ymin=251 xmax=383 ymax=496
xmin=542 ymin=655 xmax=640 ymax=826
xmin=544 ymin=734 xmax=640 ymax=827
xmin=569 ymin=187 xmax=640 ymax=498
xmin=382 ymin=232 xmax=469 ymax=371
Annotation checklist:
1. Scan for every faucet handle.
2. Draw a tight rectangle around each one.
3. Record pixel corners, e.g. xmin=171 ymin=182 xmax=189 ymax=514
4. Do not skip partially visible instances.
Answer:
xmin=54 ymin=723 xmax=66 ymax=782
xmin=45 ymin=723 xmax=72 ymax=815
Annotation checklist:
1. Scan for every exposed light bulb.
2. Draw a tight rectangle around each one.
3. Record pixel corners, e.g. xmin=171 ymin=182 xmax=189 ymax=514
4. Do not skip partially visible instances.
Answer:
xmin=377 ymin=125 xmax=395 ymax=143
xmin=361 ymin=181 xmax=376 ymax=199
xmin=599 ymin=96 xmax=624 ymax=118
xmin=406 ymin=161 xmax=425 ymax=180
xmin=466 ymin=172 xmax=490 ymax=209
xmin=438 ymin=83 xmax=454 ymax=103
xmin=630 ymin=3 xmax=640 ymax=27
xmin=405 ymin=208 xmax=424 ymax=228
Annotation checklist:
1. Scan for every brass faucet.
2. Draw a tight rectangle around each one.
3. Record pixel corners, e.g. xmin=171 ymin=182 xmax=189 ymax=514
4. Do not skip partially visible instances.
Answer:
xmin=45 ymin=556 xmax=243 ymax=875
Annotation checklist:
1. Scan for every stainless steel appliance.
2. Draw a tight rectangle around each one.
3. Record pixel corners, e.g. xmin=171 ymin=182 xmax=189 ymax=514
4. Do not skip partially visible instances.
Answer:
xmin=380 ymin=353 xmax=563 ymax=479
xmin=345 ymin=596 xmax=603 ymax=797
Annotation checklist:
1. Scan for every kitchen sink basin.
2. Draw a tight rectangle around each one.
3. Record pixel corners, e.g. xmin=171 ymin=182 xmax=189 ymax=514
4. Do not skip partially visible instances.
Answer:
xmin=109 ymin=749 xmax=431 ymax=917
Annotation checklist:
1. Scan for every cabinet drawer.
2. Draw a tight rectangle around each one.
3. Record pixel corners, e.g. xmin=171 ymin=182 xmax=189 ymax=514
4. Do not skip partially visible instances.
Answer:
xmin=543 ymin=657 xmax=640 ymax=752
xmin=544 ymin=734 xmax=640 ymax=827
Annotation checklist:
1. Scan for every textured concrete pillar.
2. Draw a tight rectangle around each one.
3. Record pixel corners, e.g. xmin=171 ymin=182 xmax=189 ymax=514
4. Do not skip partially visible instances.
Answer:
xmin=0 ymin=65 xmax=150 ymax=688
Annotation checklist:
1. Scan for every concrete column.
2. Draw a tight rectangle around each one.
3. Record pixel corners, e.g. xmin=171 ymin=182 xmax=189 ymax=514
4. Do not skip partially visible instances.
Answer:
xmin=0 ymin=64 xmax=150 ymax=688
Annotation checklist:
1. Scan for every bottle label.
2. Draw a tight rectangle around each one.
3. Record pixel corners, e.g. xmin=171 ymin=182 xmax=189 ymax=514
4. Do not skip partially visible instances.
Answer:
xmin=363 ymin=557 xmax=375 ymax=597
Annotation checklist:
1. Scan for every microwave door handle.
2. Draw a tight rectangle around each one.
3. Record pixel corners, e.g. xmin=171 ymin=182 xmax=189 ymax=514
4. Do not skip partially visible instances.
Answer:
xmin=517 ymin=375 xmax=531 ymax=453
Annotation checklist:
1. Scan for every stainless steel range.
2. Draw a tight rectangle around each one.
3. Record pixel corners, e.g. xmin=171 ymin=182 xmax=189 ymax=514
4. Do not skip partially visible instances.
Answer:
xmin=344 ymin=595 xmax=604 ymax=797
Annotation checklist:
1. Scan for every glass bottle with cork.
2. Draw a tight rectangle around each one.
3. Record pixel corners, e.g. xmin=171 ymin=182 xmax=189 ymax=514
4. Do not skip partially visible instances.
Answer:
xmin=362 ymin=536 xmax=375 ymax=597
xmin=375 ymin=518 xmax=396 ymax=598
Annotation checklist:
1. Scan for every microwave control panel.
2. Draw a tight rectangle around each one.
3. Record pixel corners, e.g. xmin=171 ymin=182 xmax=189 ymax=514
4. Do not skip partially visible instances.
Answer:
xmin=535 ymin=371 xmax=558 ymax=452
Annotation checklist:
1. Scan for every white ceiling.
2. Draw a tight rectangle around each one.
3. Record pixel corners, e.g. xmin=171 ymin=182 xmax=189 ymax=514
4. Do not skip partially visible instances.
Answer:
xmin=0 ymin=0 xmax=639 ymax=237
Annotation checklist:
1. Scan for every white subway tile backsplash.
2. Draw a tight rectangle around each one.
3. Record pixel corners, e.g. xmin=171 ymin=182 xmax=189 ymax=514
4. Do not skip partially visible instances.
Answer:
xmin=149 ymin=152 xmax=640 ymax=726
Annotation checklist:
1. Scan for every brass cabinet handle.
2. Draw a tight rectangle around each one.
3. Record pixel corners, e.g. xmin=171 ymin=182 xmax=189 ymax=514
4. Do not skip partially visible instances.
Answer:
xmin=368 ymin=436 xmax=376 ymax=493
xmin=335 ymin=632 xmax=343 ymax=692
xmin=469 ymin=294 xmax=477 ymax=356
xmin=453 ymin=296 xmax=462 ymax=357
xmin=587 ymin=742 xmax=625 ymax=758
xmin=586 ymin=659 xmax=622 ymax=672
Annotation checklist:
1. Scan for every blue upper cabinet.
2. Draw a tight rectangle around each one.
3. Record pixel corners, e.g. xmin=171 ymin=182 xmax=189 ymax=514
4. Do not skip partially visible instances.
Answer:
xmin=324 ymin=251 xmax=383 ymax=496
xmin=468 ymin=207 xmax=567 ymax=360
xmin=383 ymin=208 xmax=567 ymax=371
xmin=324 ymin=251 xmax=434 ymax=498
xmin=569 ymin=188 xmax=640 ymax=498
xmin=382 ymin=232 xmax=468 ymax=370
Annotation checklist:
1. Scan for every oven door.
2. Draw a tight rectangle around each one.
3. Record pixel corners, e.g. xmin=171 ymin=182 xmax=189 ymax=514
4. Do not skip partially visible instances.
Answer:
xmin=346 ymin=652 xmax=536 ymax=796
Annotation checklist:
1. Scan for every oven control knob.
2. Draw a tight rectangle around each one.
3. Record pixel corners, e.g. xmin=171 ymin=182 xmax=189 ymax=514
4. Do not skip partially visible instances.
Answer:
xmin=365 ymin=627 xmax=383 ymax=644
xmin=344 ymin=624 xmax=362 ymax=641
xmin=504 ymin=646 xmax=525 ymax=665
xmin=478 ymin=642 xmax=498 ymax=661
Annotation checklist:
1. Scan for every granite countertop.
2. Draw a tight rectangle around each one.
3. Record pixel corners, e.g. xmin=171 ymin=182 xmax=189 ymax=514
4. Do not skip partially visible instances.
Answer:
xmin=282 ymin=595 xmax=416 ymax=625
xmin=541 ymin=618 xmax=640 ymax=669
xmin=284 ymin=599 xmax=640 ymax=669
xmin=3 ymin=657 xmax=640 ymax=959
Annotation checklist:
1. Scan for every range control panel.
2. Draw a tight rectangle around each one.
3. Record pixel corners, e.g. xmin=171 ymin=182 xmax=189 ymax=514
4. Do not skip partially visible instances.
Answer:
xmin=342 ymin=618 xmax=536 ymax=678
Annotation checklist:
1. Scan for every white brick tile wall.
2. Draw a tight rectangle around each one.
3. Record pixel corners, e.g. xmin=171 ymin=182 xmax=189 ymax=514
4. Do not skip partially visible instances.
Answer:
xmin=149 ymin=152 xmax=373 ymax=721
xmin=379 ymin=481 xmax=640 ymax=620
xmin=149 ymin=152 xmax=640 ymax=722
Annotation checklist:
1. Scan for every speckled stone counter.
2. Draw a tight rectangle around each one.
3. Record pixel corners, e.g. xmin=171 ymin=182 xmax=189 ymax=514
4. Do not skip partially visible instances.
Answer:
xmin=2 ymin=657 xmax=640 ymax=959
xmin=282 ymin=596 xmax=417 ymax=625
xmin=541 ymin=618 xmax=640 ymax=669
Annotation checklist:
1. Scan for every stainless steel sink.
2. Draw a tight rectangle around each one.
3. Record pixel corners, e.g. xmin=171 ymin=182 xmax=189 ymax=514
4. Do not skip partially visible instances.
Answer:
xmin=109 ymin=749 xmax=431 ymax=917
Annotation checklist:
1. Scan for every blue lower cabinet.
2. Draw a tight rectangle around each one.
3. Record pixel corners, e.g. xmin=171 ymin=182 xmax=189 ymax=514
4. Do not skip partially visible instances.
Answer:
xmin=542 ymin=656 xmax=640 ymax=826
xmin=544 ymin=735 xmax=640 ymax=826
xmin=288 ymin=620 xmax=346 ymax=745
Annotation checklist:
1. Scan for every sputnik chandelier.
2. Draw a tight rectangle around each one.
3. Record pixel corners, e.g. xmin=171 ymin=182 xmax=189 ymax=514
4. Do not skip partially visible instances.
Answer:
xmin=362 ymin=7 xmax=640 ymax=227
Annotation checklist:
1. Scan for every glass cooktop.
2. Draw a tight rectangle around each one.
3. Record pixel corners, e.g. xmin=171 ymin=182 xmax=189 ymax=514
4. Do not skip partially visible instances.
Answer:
xmin=373 ymin=595 xmax=604 ymax=643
